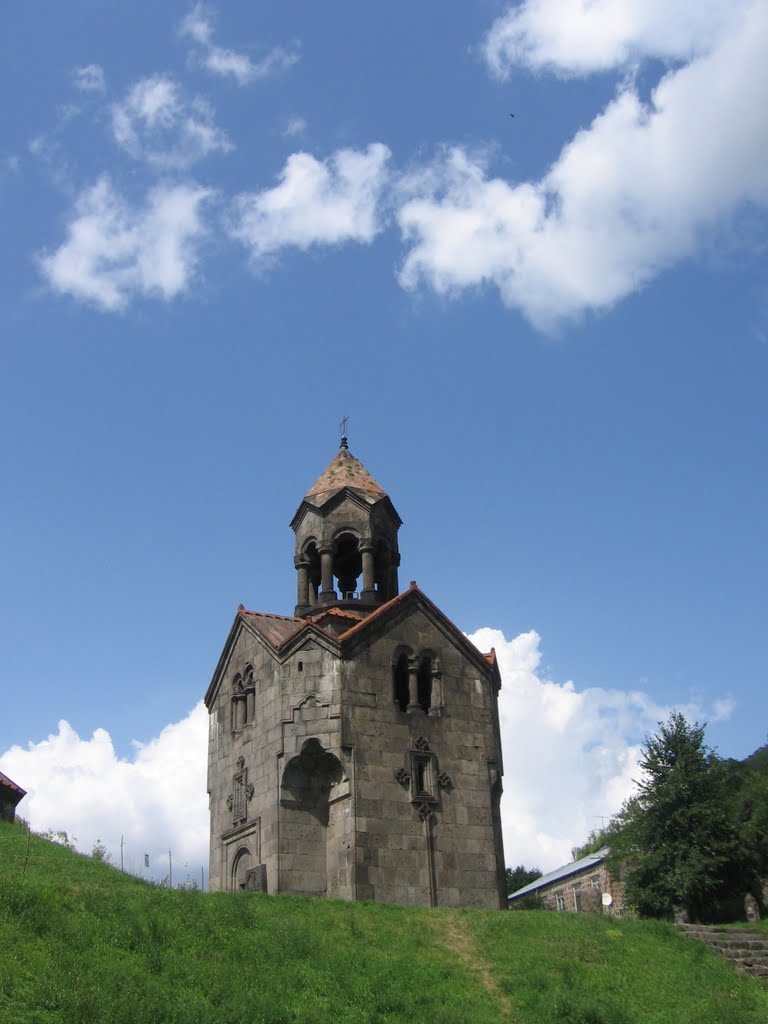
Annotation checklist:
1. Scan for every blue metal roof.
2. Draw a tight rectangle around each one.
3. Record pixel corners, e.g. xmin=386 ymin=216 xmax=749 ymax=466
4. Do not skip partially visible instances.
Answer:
xmin=508 ymin=848 xmax=609 ymax=900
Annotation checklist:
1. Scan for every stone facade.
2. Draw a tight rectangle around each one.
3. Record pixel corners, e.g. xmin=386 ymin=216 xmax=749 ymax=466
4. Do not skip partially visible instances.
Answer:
xmin=205 ymin=440 xmax=506 ymax=908
xmin=508 ymin=848 xmax=627 ymax=916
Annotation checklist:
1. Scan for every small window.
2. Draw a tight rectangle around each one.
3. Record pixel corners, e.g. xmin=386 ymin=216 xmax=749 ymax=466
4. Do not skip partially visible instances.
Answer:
xmin=414 ymin=756 xmax=431 ymax=797
xmin=590 ymin=874 xmax=600 ymax=889
xmin=555 ymin=891 xmax=565 ymax=911
xmin=298 ymin=661 xmax=303 ymax=672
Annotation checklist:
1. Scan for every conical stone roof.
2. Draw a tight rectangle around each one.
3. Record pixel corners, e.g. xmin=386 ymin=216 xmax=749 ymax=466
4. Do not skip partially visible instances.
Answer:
xmin=304 ymin=442 xmax=388 ymax=505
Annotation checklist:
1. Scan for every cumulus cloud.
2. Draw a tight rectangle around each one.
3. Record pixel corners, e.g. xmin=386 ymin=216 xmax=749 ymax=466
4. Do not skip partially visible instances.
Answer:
xmin=468 ymin=627 xmax=732 ymax=870
xmin=229 ymin=143 xmax=391 ymax=265
xmin=180 ymin=4 xmax=299 ymax=86
xmin=0 ymin=705 xmax=209 ymax=883
xmin=73 ymin=64 xmax=106 ymax=93
xmin=482 ymin=0 xmax=745 ymax=77
xmin=39 ymin=175 xmax=211 ymax=311
xmin=112 ymin=74 xmax=231 ymax=169
xmin=396 ymin=2 xmax=768 ymax=329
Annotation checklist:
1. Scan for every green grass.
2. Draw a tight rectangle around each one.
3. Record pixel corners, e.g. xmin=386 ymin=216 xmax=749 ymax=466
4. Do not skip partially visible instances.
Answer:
xmin=2 ymin=821 xmax=767 ymax=1024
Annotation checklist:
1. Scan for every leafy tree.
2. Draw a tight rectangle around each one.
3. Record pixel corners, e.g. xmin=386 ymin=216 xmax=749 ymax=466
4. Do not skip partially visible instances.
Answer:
xmin=607 ymin=712 xmax=752 ymax=921
xmin=506 ymin=864 xmax=541 ymax=896
xmin=91 ymin=838 xmax=112 ymax=864
xmin=571 ymin=828 xmax=610 ymax=861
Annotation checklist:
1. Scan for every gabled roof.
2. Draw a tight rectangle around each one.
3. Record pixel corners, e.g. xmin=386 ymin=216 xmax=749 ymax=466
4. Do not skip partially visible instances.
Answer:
xmin=238 ymin=608 xmax=307 ymax=648
xmin=205 ymin=583 xmax=499 ymax=707
xmin=508 ymin=848 xmax=610 ymax=900
xmin=0 ymin=769 xmax=27 ymax=803
xmin=332 ymin=582 xmax=494 ymax=678
xmin=306 ymin=607 xmax=365 ymax=627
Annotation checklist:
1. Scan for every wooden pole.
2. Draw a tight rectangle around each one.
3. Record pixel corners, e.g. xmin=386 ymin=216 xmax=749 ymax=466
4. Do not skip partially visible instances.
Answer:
xmin=21 ymin=822 xmax=31 ymax=877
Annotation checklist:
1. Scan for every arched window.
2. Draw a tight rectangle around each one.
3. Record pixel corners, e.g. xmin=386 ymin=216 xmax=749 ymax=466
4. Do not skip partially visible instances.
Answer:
xmin=393 ymin=652 xmax=409 ymax=711
xmin=231 ymin=673 xmax=246 ymax=731
xmin=243 ymin=664 xmax=255 ymax=724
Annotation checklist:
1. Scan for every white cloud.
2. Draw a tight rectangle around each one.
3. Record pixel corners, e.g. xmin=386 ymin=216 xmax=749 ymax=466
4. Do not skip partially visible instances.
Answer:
xmin=180 ymin=4 xmax=299 ymax=86
xmin=0 ymin=705 xmax=209 ymax=883
xmin=112 ymin=74 xmax=231 ymax=170
xmin=73 ymin=64 xmax=106 ymax=93
xmin=39 ymin=175 xmax=211 ymax=312
xmin=468 ymin=627 xmax=732 ymax=871
xmin=397 ymin=3 xmax=768 ymax=330
xmin=230 ymin=143 xmax=391 ymax=264
xmin=483 ymin=0 xmax=748 ymax=77
xmin=283 ymin=117 xmax=307 ymax=140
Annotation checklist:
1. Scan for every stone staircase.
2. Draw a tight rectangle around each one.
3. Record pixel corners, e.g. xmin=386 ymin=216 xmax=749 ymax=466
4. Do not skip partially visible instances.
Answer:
xmin=677 ymin=924 xmax=768 ymax=979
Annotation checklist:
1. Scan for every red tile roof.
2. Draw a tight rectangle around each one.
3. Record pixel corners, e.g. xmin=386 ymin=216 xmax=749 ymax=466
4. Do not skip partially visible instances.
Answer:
xmin=238 ymin=608 xmax=306 ymax=647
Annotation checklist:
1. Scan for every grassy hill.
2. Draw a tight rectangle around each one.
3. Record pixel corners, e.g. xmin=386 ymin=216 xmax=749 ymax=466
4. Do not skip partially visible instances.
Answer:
xmin=2 ymin=821 xmax=767 ymax=1024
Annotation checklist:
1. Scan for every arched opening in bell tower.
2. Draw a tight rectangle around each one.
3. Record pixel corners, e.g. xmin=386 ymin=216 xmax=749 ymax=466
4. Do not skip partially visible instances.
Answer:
xmin=334 ymin=532 xmax=362 ymax=599
xmin=304 ymin=541 xmax=321 ymax=605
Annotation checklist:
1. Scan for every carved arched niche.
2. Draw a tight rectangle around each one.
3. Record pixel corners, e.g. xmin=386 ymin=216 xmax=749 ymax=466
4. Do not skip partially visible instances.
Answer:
xmin=279 ymin=739 xmax=350 ymax=897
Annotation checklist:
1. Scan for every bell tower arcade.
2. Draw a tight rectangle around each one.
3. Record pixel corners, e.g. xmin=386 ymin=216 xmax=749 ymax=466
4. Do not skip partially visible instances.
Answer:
xmin=290 ymin=435 xmax=402 ymax=618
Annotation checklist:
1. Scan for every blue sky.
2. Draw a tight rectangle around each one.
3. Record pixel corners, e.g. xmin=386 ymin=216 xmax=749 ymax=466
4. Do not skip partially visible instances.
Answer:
xmin=1 ymin=1 xmax=767 ymax=879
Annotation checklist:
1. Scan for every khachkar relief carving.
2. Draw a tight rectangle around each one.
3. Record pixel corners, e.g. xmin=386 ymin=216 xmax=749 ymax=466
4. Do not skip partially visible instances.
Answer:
xmin=226 ymin=755 xmax=255 ymax=826
xmin=393 ymin=737 xmax=446 ymax=906
xmin=394 ymin=737 xmax=451 ymax=813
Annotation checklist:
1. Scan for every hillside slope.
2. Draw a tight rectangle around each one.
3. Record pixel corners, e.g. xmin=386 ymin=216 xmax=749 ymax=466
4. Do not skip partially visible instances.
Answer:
xmin=1 ymin=821 xmax=767 ymax=1024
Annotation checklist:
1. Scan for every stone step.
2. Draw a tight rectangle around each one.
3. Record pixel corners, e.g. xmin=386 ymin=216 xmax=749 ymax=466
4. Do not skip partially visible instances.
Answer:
xmin=699 ymin=937 xmax=768 ymax=952
xmin=677 ymin=923 xmax=768 ymax=980
xmin=678 ymin=924 xmax=765 ymax=940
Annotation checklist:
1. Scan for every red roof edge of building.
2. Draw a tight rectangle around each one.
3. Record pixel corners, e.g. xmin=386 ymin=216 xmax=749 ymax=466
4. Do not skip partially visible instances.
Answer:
xmin=0 ymin=770 xmax=26 ymax=799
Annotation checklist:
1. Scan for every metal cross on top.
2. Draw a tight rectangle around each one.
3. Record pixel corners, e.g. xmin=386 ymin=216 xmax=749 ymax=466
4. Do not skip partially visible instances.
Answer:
xmin=339 ymin=415 xmax=350 ymax=449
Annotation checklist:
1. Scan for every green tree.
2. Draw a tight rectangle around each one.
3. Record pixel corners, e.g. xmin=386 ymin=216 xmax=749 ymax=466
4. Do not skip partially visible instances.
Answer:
xmin=91 ymin=838 xmax=112 ymax=864
xmin=571 ymin=828 xmax=610 ymax=861
xmin=608 ymin=712 xmax=751 ymax=921
xmin=505 ymin=864 xmax=541 ymax=896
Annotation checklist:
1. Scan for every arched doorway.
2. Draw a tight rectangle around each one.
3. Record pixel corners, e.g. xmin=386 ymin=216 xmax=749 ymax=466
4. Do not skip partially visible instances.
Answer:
xmin=231 ymin=847 xmax=252 ymax=890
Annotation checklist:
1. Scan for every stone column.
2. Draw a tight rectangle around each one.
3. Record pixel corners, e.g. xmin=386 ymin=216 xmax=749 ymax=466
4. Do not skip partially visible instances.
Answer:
xmin=360 ymin=540 xmax=376 ymax=601
xmin=407 ymin=656 xmax=422 ymax=714
xmin=232 ymin=694 xmax=246 ymax=731
xmin=389 ymin=553 xmax=401 ymax=599
xmin=319 ymin=545 xmax=336 ymax=604
xmin=428 ymin=661 xmax=442 ymax=717
xmin=295 ymin=556 xmax=310 ymax=609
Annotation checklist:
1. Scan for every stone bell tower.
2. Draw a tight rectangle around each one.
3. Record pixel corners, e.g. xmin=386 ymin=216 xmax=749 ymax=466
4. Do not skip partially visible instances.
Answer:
xmin=205 ymin=436 xmax=507 ymax=908
xmin=291 ymin=435 xmax=401 ymax=617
